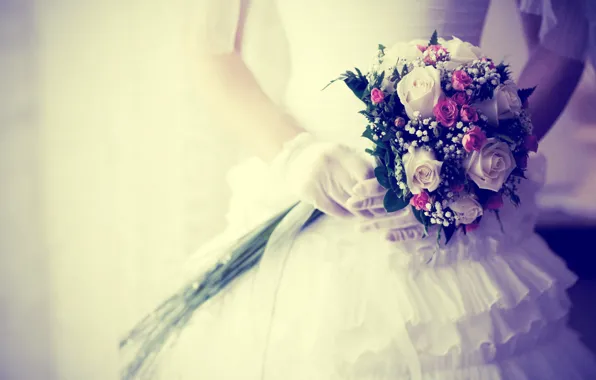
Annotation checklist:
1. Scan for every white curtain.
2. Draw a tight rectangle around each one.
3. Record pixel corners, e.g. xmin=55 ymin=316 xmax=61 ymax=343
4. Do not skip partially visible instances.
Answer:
xmin=1 ymin=1 xmax=595 ymax=379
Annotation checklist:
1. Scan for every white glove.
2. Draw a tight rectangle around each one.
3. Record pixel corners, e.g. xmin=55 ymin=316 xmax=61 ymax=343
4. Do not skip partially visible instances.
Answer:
xmin=346 ymin=178 xmax=426 ymax=242
xmin=273 ymin=133 xmax=375 ymax=218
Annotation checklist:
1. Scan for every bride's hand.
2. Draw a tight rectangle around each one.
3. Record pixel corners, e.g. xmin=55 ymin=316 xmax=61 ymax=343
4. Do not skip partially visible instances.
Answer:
xmin=274 ymin=133 xmax=379 ymax=218
xmin=346 ymin=178 xmax=426 ymax=242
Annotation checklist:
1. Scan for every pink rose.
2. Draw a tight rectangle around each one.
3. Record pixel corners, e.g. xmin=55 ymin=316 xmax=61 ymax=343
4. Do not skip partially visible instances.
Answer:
xmin=451 ymin=92 xmax=470 ymax=106
xmin=461 ymin=126 xmax=487 ymax=152
xmin=465 ymin=222 xmax=480 ymax=232
xmin=433 ymin=98 xmax=458 ymax=127
xmin=423 ymin=45 xmax=449 ymax=65
xmin=484 ymin=193 xmax=503 ymax=210
xmin=460 ymin=105 xmax=479 ymax=123
xmin=515 ymin=153 xmax=528 ymax=169
xmin=524 ymin=135 xmax=539 ymax=153
xmin=371 ymin=88 xmax=385 ymax=104
xmin=410 ymin=191 xmax=431 ymax=211
xmin=452 ymin=70 xmax=473 ymax=91
xmin=417 ymin=44 xmax=427 ymax=53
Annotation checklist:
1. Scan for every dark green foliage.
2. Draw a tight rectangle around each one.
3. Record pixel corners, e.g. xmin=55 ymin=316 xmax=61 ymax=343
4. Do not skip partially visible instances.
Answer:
xmin=518 ymin=87 xmax=536 ymax=104
xmin=383 ymin=190 xmax=408 ymax=212
xmin=496 ymin=62 xmax=511 ymax=82
xmin=374 ymin=166 xmax=391 ymax=189
xmin=322 ymin=69 xmax=369 ymax=101
xmin=429 ymin=30 xmax=439 ymax=46
xmin=510 ymin=167 xmax=527 ymax=179
xmin=443 ymin=224 xmax=456 ymax=244
xmin=510 ymin=193 xmax=521 ymax=207
xmin=411 ymin=206 xmax=430 ymax=236
xmin=401 ymin=64 xmax=409 ymax=78
xmin=475 ymin=85 xmax=495 ymax=102
xmin=371 ymin=71 xmax=385 ymax=89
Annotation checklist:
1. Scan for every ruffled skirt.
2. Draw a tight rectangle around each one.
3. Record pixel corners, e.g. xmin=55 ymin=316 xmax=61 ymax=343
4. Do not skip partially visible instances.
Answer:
xmin=155 ymin=157 xmax=596 ymax=380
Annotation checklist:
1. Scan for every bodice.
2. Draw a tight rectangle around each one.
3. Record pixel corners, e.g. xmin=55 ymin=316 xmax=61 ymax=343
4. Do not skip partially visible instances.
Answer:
xmin=267 ymin=0 xmax=491 ymax=147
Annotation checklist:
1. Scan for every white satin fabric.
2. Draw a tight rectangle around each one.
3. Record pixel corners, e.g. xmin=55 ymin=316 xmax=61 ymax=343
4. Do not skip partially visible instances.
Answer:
xmin=155 ymin=1 xmax=596 ymax=379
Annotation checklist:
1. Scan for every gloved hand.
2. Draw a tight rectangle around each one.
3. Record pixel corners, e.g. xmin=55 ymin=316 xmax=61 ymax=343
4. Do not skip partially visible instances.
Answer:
xmin=347 ymin=178 xmax=426 ymax=242
xmin=272 ymin=133 xmax=376 ymax=218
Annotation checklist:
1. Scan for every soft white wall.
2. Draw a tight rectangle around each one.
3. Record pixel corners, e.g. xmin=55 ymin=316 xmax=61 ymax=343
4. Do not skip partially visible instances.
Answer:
xmin=0 ymin=1 xmax=54 ymax=378
xmin=36 ymin=0 xmax=237 ymax=378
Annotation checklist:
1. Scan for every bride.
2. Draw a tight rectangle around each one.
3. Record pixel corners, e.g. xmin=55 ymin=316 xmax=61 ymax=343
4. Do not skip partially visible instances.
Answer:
xmin=123 ymin=0 xmax=596 ymax=379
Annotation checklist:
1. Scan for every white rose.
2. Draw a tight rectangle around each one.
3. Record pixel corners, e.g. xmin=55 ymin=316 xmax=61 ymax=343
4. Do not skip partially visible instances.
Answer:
xmin=475 ymin=81 xmax=522 ymax=126
xmin=381 ymin=41 xmax=423 ymax=72
xmin=379 ymin=41 xmax=424 ymax=94
xmin=397 ymin=66 xmax=443 ymax=119
xmin=442 ymin=37 xmax=483 ymax=70
xmin=403 ymin=147 xmax=443 ymax=194
xmin=449 ymin=196 xmax=483 ymax=225
xmin=464 ymin=138 xmax=515 ymax=192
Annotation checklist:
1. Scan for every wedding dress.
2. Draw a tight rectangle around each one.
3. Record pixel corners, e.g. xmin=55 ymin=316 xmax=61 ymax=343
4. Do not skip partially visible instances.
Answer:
xmin=143 ymin=0 xmax=596 ymax=378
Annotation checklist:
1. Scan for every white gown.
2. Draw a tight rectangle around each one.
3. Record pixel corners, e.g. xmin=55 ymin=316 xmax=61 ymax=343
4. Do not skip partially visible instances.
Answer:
xmin=154 ymin=0 xmax=596 ymax=378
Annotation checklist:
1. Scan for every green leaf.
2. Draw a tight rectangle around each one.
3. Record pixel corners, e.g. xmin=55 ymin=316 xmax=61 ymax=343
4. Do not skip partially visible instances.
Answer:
xmin=378 ymin=44 xmax=386 ymax=54
xmin=496 ymin=62 xmax=511 ymax=82
xmin=390 ymin=67 xmax=400 ymax=82
xmin=322 ymin=70 xmax=369 ymax=101
xmin=362 ymin=128 xmax=383 ymax=146
xmin=362 ymin=127 xmax=375 ymax=141
xmin=411 ymin=206 xmax=428 ymax=228
xmin=374 ymin=167 xmax=391 ymax=189
xmin=372 ymin=71 xmax=385 ymax=89
xmin=383 ymin=149 xmax=391 ymax=166
xmin=510 ymin=193 xmax=521 ymax=207
xmin=429 ymin=30 xmax=439 ymax=46
xmin=383 ymin=190 xmax=408 ymax=212
xmin=510 ymin=167 xmax=527 ymax=179
xmin=365 ymin=148 xmax=383 ymax=158
xmin=400 ymin=64 xmax=409 ymax=78
xmin=494 ymin=210 xmax=505 ymax=233
xmin=358 ymin=110 xmax=374 ymax=122
xmin=495 ymin=134 xmax=515 ymax=144
xmin=345 ymin=77 xmax=369 ymax=100
xmin=443 ymin=225 xmax=456 ymax=244
xmin=518 ymin=87 xmax=536 ymax=104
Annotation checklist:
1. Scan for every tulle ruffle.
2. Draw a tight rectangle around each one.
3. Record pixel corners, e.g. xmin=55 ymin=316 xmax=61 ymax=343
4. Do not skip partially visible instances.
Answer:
xmin=334 ymin=329 xmax=596 ymax=380
xmin=422 ymin=329 xmax=596 ymax=380
xmin=331 ymin=231 xmax=581 ymax=378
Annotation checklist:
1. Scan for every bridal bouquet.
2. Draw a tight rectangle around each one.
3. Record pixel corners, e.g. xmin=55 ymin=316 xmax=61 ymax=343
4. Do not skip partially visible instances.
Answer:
xmin=326 ymin=31 xmax=538 ymax=243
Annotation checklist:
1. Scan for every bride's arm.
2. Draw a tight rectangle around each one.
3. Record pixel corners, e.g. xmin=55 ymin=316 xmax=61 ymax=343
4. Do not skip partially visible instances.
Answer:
xmin=194 ymin=52 xmax=303 ymax=161
xmin=187 ymin=0 xmax=303 ymax=161
xmin=516 ymin=0 xmax=588 ymax=141
xmin=188 ymin=1 xmax=380 ymax=218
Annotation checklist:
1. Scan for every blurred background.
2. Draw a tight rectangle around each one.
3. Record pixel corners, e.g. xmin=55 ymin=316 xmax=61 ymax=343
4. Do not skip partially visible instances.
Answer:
xmin=1 ymin=0 xmax=594 ymax=379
